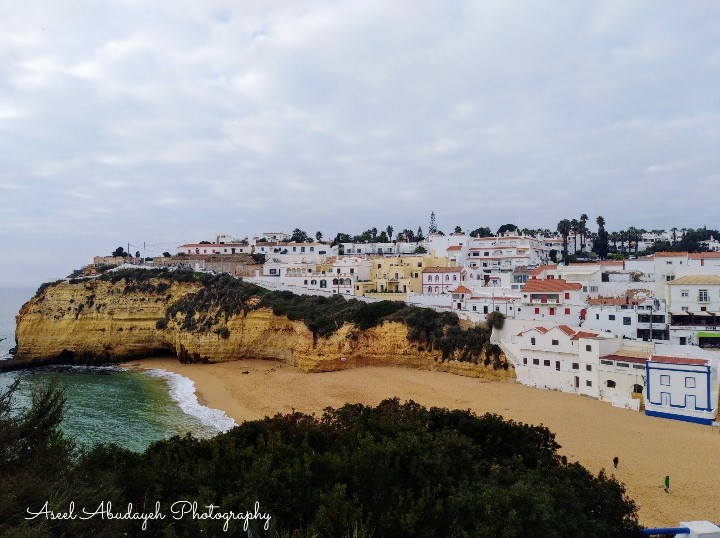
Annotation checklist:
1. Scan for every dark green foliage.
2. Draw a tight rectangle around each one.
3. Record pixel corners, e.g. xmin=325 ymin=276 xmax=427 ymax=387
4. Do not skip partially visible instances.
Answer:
xmin=486 ymin=311 xmax=506 ymax=331
xmin=34 ymin=279 xmax=65 ymax=298
xmin=215 ymin=326 xmax=230 ymax=339
xmin=155 ymin=318 xmax=168 ymax=330
xmin=72 ymin=399 xmax=640 ymax=537
xmin=0 ymin=380 xmax=125 ymax=537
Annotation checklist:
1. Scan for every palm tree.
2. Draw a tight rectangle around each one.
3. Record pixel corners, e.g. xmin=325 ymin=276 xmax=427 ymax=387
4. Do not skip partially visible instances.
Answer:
xmin=557 ymin=219 xmax=572 ymax=264
xmin=386 ymin=225 xmax=394 ymax=242
xmin=570 ymin=219 xmax=580 ymax=254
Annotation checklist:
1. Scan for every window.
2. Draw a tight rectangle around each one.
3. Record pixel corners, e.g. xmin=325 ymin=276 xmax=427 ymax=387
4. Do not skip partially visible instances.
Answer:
xmin=310 ymin=247 xmax=314 ymax=252
xmin=681 ymin=289 xmax=689 ymax=297
xmin=608 ymin=315 xmax=615 ymax=321
xmin=681 ymin=306 xmax=689 ymax=312
xmin=534 ymin=307 xmax=540 ymax=314
xmin=551 ymin=339 xmax=559 ymax=346
xmin=564 ymin=292 xmax=570 ymax=299
xmin=660 ymin=375 xmax=670 ymax=386
xmin=533 ymin=359 xmax=539 ymax=365
xmin=685 ymin=377 xmax=696 ymax=388
xmin=319 ymin=280 xmax=327 ymax=288
xmin=586 ymin=364 xmax=592 ymax=371
xmin=523 ymin=357 xmax=527 ymax=365
xmin=311 ymin=280 xmax=317 ymax=285
xmin=292 ymin=247 xmax=296 ymax=252
xmin=555 ymin=361 xmax=560 ymax=371
xmin=665 ymin=275 xmax=675 ymax=281
xmin=623 ymin=317 xmax=631 ymax=326
xmin=595 ymin=314 xmax=600 ymax=320
xmin=301 ymin=247 xmax=305 ymax=253
xmin=601 ymin=360 xmax=613 ymax=365
xmin=549 ymin=308 xmax=555 ymax=316
xmin=617 ymin=362 xmax=629 ymax=368
xmin=633 ymin=364 xmax=644 ymax=370
xmin=585 ymin=344 xmax=592 ymax=352
xmin=572 ymin=363 xmax=579 ymax=370
xmin=543 ymin=360 xmax=550 ymax=367
xmin=427 ymin=286 xmax=432 ymax=293
xmin=565 ymin=308 xmax=570 ymax=315
xmin=586 ymin=380 xmax=592 ymax=387
xmin=530 ymin=337 xmax=536 ymax=345
xmin=472 ymin=305 xmax=477 ymax=311
xmin=699 ymin=289 xmax=709 ymax=302
xmin=666 ymin=261 xmax=672 ymax=265
xmin=303 ymin=280 xmax=308 ymax=285
xmin=606 ymin=380 xmax=616 ymax=388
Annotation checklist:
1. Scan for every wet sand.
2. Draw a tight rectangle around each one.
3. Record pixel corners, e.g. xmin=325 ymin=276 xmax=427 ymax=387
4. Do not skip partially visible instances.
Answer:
xmin=129 ymin=357 xmax=720 ymax=528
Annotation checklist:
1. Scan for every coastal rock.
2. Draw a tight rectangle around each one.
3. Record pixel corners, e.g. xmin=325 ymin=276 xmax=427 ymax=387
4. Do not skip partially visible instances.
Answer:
xmin=14 ymin=278 xmax=513 ymax=379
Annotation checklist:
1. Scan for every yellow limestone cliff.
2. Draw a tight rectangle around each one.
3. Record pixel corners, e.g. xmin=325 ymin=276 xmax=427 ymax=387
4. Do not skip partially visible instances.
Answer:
xmin=15 ymin=278 xmax=513 ymax=379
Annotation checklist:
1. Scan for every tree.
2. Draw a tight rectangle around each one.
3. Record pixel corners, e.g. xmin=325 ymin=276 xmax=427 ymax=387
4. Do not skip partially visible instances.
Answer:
xmin=112 ymin=247 xmax=126 ymax=257
xmin=386 ymin=225 xmax=394 ymax=242
xmin=579 ymin=214 xmax=589 ymax=250
xmin=454 ymin=226 xmax=463 ymax=234
xmin=399 ymin=228 xmax=414 ymax=242
xmin=496 ymin=224 xmax=517 ymax=235
xmin=429 ymin=212 xmax=437 ymax=235
xmin=557 ymin=219 xmax=572 ymax=263
xmin=134 ymin=250 xmax=140 ymax=259
xmin=414 ymin=245 xmax=427 ymax=254
xmin=377 ymin=231 xmax=389 ymax=243
xmin=470 ymin=227 xmax=493 ymax=238
xmin=163 ymin=251 xmax=171 ymax=257
xmin=570 ymin=219 xmax=580 ymax=254
xmin=291 ymin=228 xmax=310 ymax=242
xmin=315 ymin=231 xmax=323 ymax=242
xmin=486 ymin=311 xmax=505 ymax=331
xmin=332 ymin=233 xmax=352 ymax=246
xmin=417 ymin=227 xmax=424 ymax=241
xmin=594 ymin=216 xmax=609 ymax=260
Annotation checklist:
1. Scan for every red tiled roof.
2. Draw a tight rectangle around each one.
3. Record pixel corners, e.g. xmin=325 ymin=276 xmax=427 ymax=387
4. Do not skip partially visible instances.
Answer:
xmin=421 ymin=266 xmax=463 ymax=273
xmin=529 ymin=264 xmax=557 ymax=277
xmin=654 ymin=252 xmax=689 ymax=257
xmin=650 ymin=355 xmax=708 ymax=366
xmin=446 ymin=245 xmax=463 ymax=251
xmin=587 ymin=297 xmax=629 ymax=306
xmin=523 ymin=279 xmax=582 ymax=292
xmin=601 ymin=354 xmax=647 ymax=364
xmin=556 ymin=325 xmax=575 ymax=336
xmin=689 ymin=252 xmax=720 ymax=259
xmin=450 ymin=285 xmax=472 ymax=294
xmin=570 ymin=331 xmax=600 ymax=340
xmin=517 ymin=326 xmax=549 ymax=336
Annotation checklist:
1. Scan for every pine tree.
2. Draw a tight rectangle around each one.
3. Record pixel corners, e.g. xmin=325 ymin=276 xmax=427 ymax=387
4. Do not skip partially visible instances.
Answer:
xmin=429 ymin=212 xmax=437 ymax=235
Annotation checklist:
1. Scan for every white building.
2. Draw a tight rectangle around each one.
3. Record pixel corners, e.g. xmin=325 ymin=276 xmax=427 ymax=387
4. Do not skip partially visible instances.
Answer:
xmin=645 ymin=353 xmax=718 ymax=425
xmin=421 ymin=266 xmax=466 ymax=295
xmin=515 ymin=278 xmax=586 ymax=326
xmin=340 ymin=241 xmax=420 ymax=256
xmin=666 ymin=275 xmax=720 ymax=347
xmin=177 ymin=242 xmax=252 ymax=256
xmin=466 ymin=232 xmax=550 ymax=275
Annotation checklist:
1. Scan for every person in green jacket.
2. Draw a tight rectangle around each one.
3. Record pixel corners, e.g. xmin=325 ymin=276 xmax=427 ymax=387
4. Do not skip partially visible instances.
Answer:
xmin=664 ymin=475 xmax=670 ymax=493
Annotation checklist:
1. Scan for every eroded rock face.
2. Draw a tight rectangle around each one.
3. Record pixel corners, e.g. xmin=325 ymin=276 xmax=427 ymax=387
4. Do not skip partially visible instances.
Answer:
xmin=15 ymin=279 xmax=513 ymax=379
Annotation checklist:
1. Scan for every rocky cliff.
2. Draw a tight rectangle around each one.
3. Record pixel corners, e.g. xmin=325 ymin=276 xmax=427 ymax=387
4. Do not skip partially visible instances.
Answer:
xmin=14 ymin=271 xmax=513 ymax=379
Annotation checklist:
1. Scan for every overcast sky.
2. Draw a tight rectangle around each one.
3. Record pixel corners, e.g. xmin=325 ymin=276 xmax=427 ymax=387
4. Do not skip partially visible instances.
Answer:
xmin=1 ymin=1 xmax=719 ymax=287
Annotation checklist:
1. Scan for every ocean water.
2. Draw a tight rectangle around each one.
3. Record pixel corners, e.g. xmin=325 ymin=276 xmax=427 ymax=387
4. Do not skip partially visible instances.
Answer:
xmin=0 ymin=287 xmax=236 ymax=452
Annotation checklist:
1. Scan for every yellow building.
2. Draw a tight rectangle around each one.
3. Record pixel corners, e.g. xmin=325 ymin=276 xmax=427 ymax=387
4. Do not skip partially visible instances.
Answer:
xmin=357 ymin=255 xmax=455 ymax=300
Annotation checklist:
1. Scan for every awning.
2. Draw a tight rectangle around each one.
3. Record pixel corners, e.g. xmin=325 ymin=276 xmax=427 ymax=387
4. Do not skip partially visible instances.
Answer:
xmin=692 ymin=311 xmax=712 ymax=317
xmin=697 ymin=332 xmax=720 ymax=339
xmin=668 ymin=310 xmax=690 ymax=316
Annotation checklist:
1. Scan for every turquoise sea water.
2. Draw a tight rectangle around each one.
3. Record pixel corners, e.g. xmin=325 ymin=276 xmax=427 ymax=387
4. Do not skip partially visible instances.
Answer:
xmin=0 ymin=287 xmax=235 ymax=452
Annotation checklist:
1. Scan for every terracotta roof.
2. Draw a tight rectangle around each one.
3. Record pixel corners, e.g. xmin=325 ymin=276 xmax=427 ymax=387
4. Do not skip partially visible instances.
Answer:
xmin=523 ymin=279 xmax=582 ymax=292
xmin=571 ymin=331 xmax=600 ymax=340
xmin=446 ymin=245 xmax=463 ymax=251
xmin=421 ymin=266 xmax=463 ymax=273
xmin=600 ymin=354 xmax=647 ymax=364
xmin=450 ymin=285 xmax=472 ymax=294
xmin=650 ymin=355 xmax=708 ymax=366
xmin=517 ymin=326 xmax=549 ymax=336
xmin=654 ymin=252 xmax=689 ymax=257
xmin=689 ymin=252 xmax=720 ymax=259
xmin=667 ymin=275 xmax=720 ymax=286
xmin=529 ymin=264 xmax=557 ymax=277
xmin=556 ymin=325 xmax=575 ymax=336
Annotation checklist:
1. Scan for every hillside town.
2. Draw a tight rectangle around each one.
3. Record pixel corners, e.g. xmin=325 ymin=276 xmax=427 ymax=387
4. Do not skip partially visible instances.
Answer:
xmin=86 ymin=217 xmax=720 ymax=426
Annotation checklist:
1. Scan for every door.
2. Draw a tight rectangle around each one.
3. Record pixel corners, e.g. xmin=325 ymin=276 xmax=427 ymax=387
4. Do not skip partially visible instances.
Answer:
xmin=661 ymin=392 xmax=670 ymax=406
xmin=574 ymin=376 xmax=579 ymax=389
xmin=686 ymin=395 xmax=697 ymax=409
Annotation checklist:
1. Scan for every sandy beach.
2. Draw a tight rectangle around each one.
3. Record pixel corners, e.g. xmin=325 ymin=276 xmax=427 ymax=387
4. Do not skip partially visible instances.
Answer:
xmin=130 ymin=357 xmax=720 ymax=528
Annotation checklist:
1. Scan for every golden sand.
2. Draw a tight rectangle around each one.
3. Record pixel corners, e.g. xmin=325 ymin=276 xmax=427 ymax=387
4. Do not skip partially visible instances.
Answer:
xmin=128 ymin=357 xmax=720 ymax=528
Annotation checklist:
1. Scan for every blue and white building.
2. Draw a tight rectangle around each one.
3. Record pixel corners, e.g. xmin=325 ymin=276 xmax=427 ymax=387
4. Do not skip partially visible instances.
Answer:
xmin=645 ymin=353 xmax=718 ymax=425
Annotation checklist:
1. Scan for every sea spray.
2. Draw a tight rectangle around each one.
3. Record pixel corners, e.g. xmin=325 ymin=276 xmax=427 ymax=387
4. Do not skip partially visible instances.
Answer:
xmin=143 ymin=369 xmax=237 ymax=433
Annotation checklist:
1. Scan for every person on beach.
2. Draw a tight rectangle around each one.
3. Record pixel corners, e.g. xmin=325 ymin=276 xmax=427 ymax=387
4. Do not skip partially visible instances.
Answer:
xmin=613 ymin=456 xmax=619 ymax=469
xmin=664 ymin=475 xmax=670 ymax=493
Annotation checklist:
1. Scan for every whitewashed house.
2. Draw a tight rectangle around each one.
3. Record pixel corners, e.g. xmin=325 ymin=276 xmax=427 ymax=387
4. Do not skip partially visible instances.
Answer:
xmin=421 ymin=266 xmax=466 ymax=295
xmin=645 ymin=353 xmax=718 ymax=425
xmin=666 ymin=275 xmax=720 ymax=347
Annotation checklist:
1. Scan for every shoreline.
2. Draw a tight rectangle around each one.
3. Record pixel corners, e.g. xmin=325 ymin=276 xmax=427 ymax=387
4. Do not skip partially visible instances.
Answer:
xmin=126 ymin=357 xmax=720 ymax=528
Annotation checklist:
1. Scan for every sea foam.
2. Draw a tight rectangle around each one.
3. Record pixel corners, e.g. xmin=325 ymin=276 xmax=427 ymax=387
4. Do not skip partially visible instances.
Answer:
xmin=143 ymin=368 xmax=237 ymax=433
